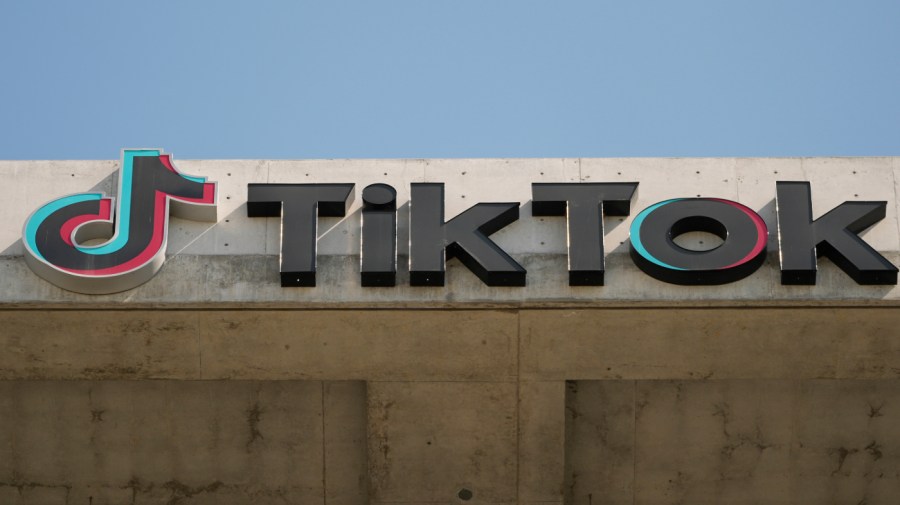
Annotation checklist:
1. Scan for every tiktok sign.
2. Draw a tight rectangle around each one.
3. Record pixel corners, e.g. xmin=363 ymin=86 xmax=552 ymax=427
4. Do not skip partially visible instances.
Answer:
xmin=22 ymin=149 xmax=217 ymax=294
xmin=21 ymin=151 xmax=897 ymax=294
xmin=252 ymin=181 xmax=897 ymax=288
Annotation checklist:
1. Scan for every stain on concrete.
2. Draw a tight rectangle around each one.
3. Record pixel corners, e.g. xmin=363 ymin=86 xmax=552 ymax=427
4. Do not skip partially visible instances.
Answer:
xmin=565 ymin=381 xmax=634 ymax=505
xmin=90 ymin=409 xmax=105 ymax=422
xmin=246 ymin=401 xmax=264 ymax=450
xmin=123 ymin=477 xmax=155 ymax=504
xmin=711 ymin=401 xmax=732 ymax=436
xmin=368 ymin=398 xmax=395 ymax=495
xmin=121 ymin=320 xmax=151 ymax=334
xmin=81 ymin=365 xmax=142 ymax=379
xmin=0 ymin=472 xmax=72 ymax=501
xmin=828 ymin=447 xmax=860 ymax=476
xmin=868 ymin=402 xmax=884 ymax=418
xmin=666 ymin=470 xmax=689 ymax=493
xmin=163 ymin=479 xmax=224 ymax=505
xmin=157 ymin=322 xmax=188 ymax=332
xmin=864 ymin=441 xmax=883 ymax=461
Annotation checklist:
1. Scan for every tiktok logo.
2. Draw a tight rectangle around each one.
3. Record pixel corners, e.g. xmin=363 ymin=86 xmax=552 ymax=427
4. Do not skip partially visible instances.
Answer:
xmin=22 ymin=149 xmax=217 ymax=294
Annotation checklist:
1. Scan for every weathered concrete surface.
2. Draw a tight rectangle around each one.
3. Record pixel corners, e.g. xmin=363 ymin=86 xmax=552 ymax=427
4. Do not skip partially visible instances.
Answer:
xmin=0 ymin=380 xmax=369 ymax=505
xmin=367 ymin=381 xmax=518 ymax=504
xmin=4 ymin=378 xmax=885 ymax=504
xmin=567 ymin=380 xmax=900 ymax=505
xmin=0 ymin=311 xmax=202 ymax=380
xmin=197 ymin=310 xmax=518 ymax=381
xmin=3 ymin=308 xmax=898 ymax=382
xmin=520 ymin=307 xmax=900 ymax=381
xmin=518 ymin=381 xmax=566 ymax=504
xmin=1 ymin=158 xmax=899 ymax=307
xmin=323 ymin=381 xmax=369 ymax=505
xmin=565 ymin=381 xmax=635 ymax=505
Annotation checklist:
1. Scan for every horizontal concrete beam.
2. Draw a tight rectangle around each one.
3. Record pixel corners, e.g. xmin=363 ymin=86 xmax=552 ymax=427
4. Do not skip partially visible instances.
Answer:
xmin=2 ymin=308 xmax=897 ymax=382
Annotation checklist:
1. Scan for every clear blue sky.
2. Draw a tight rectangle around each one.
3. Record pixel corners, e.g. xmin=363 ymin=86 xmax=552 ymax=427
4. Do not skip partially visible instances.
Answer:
xmin=1 ymin=1 xmax=898 ymax=159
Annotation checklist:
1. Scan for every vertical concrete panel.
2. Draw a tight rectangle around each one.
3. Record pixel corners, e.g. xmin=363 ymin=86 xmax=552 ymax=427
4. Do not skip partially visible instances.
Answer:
xmin=203 ymin=381 xmax=258 ymax=485
xmin=518 ymin=381 xmax=565 ymax=504
xmin=0 ymin=382 xmax=13 ymax=486
xmin=10 ymin=382 xmax=84 ymax=484
xmin=633 ymin=380 xmax=795 ymax=505
xmin=3 ymin=382 xmax=84 ymax=505
xmin=564 ymin=381 xmax=635 ymax=505
xmin=597 ymin=379 xmax=900 ymax=505
xmin=255 ymin=381 xmax=325 ymax=495
xmin=169 ymin=382 xmax=225 ymax=484
xmin=791 ymin=380 xmax=900 ymax=504
xmin=367 ymin=381 xmax=517 ymax=504
xmin=81 ymin=382 xmax=141 ymax=485
xmin=324 ymin=381 xmax=368 ymax=505
xmin=121 ymin=382 xmax=171 ymax=489
xmin=0 ymin=381 xmax=327 ymax=504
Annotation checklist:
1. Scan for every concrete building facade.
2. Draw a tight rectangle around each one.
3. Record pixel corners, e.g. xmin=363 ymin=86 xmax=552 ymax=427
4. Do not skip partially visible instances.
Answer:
xmin=1 ymin=156 xmax=899 ymax=504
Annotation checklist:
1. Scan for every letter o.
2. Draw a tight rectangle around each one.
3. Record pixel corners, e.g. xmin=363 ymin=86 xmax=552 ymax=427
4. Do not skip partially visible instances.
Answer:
xmin=629 ymin=198 xmax=768 ymax=285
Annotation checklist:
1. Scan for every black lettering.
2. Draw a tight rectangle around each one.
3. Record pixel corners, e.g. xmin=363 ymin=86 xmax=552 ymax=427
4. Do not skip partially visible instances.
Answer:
xmin=532 ymin=182 xmax=638 ymax=285
xmin=247 ymin=183 xmax=354 ymax=287
xmin=629 ymin=198 xmax=768 ymax=285
xmin=409 ymin=183 xmax=525 ymax=286
xmin=361 ymin=184 xmax=398 ymax=287
xmin=776 ymin=181 xmax=897 ymax=285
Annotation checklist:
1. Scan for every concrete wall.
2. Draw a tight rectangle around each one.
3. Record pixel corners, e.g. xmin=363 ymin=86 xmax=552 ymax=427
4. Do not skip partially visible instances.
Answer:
xmin=0 ymin=380 xmax=367 ymax=505
xmin=1 ymin=158 xmax=899 ymax=504
xmin=565 ymin=379 xmax=900 ymax=504
xmin=1 ymin=307 xmax=898 ymax=504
